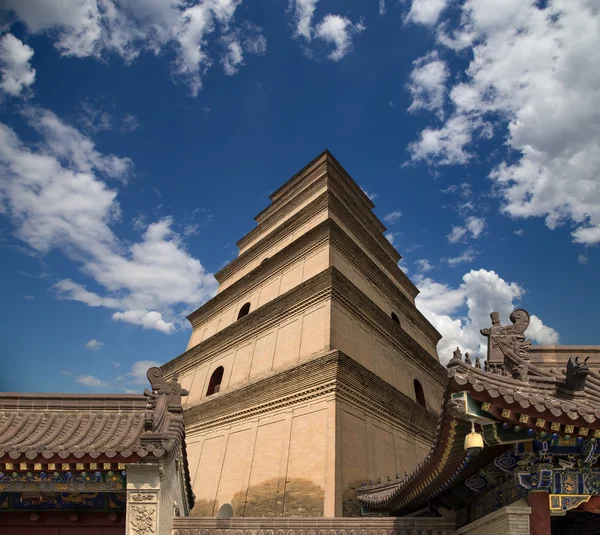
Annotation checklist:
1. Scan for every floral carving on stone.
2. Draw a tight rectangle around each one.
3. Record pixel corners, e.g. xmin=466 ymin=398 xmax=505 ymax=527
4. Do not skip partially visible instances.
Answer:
xmin=131 ymin=493 xmax=155 ymax=502
xmin=131 ymin=504 xmax=156 ymax=535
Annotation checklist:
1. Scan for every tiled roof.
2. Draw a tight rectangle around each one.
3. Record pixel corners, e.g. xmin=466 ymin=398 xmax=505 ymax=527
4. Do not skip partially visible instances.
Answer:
xmin=0 ymin=367 xmax=195 ymax=509
xmin=0 ymin=394 xmax=149 ymax=460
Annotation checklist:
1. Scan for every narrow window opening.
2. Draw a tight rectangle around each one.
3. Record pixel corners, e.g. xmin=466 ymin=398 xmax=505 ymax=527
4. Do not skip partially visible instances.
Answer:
xmin=237 ymin=302 xmax=251 ymax=320
xmin=261 ymin=257 xmax=269 ymax=265
xmin=391 ymin=312 xmax=400 ymax=325
xmin=206 ymin=366 xmax=224 ymax=397
xmin=414 ymin=379 xmax=426 ymax=408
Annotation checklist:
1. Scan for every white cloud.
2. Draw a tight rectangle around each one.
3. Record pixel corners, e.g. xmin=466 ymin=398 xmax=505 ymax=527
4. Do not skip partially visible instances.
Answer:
xmin=445 ymin=247 xmax=478 ymax=267
xmin=465 ymin=216 xmax=485 ymax=238
xmin=578 ymin=254 xmax=589 ymax=265
xmin=1 ymin=0 xmax=263 ymax=96
xmin=221 ymin=37 xmax=244 ymax=75
xmin=220 ymin=24 xmax=266 ymax=76
xmin=407 ymin=51 xmax=448 ymax=118
xmin=398 ymin=258 xmax=410 ymax=274
xmin=384 ymin=231 xmax=396 ymax=245
xmin=71 ymin=359 xmax=161 ymax=392
xmin=447 ymin=225 xmax=467 ymax=244
xmin=405 ymin=0 xmax=450 ymax=26
xmin=126 ymin=360 xmax=162 ymax=384
xmin=75 ymin=374 xmax=108 ymax=388
xmin=361 ymin=186 xmax=377 ymax=200
xmin=448 ymin=216 xmax=485 ymax=243
xmin=0 ymin=33 xmax=36 ymax=98
xmin=416 ymin=268 xmax=559 ymax=364
xmin=0 ymin=109 xmax=217 ymax=333
xmin=112 ymin=309 xmax=175 ymax=333
xmin=85 ymin=339 xmax=103 ymax=350
xmin=415 ymin=258 xmax=434 ymax=273
xmin=121 ymin=113 xmax=141 ymax=133
xmin=409 ymin=114 xmax=491 ymax=165
xmin=408 ymin=0 xmax=600 ymax=245
xmin=24 ymin=107 xmax=132 ymax=181
xmin=383 ymin=210 xmax=402 ymax=224
xmin=291 ymin=0 xmax=319 ymax=40
xmin=513 ymin=229 xmax=524 ymax=237
xmin=379 ymin=0 xmax=386 ymax=16
xmin=289 ymin=1 xmax=364 ymax=61
xmin=314 ymin=14 xmax=365 ymax=61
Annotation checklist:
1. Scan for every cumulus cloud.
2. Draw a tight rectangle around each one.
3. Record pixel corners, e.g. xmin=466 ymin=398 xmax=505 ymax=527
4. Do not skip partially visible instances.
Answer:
xmin=289 ymin=1 xmax=364 ymax=60
xmin=405 ymin=0 xmax=450 ymax=26
xmin=416 ymin=268 xmax=559 ymax=364
xmin=85 ymin=339 xmax=103 ymax=350
xmin=407 ymin=51 xmax=448 ymax=118
xmin=0 ymin=108 xmax=217 ymax=333
xmin=314 ymin=14 xmax=365 ymax=61
xmin=0 ymin=33 xmax=36 ymax=98
xmin=383 ymin=210 xmax=402 ymax=224
xmin=1 ymin=0 xmax=264 ymax=96
xmin=407 ymin=0 xmax=600 ymax=245
xmin=112 ymin=309 xmax=175 ymax=333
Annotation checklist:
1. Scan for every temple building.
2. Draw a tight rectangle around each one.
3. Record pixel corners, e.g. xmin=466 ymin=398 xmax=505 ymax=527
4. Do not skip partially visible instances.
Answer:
xmin=2 ymin=151 xmax=600 ymax=535
xmin=357 ymin=310 xmax=600 ymax=535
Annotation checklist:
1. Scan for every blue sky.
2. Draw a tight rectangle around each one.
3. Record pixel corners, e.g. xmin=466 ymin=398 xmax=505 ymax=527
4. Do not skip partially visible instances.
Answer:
xmin=0 ymin=0 xmax=598 ymax=393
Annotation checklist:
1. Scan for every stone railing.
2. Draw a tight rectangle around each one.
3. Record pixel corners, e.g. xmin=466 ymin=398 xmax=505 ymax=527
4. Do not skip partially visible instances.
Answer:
xmin=172 ymin=517 xmax=455 ymax=535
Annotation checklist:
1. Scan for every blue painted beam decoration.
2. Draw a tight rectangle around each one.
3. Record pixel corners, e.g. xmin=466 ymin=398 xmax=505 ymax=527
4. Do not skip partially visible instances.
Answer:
xmin=0 ymin=470 xmax=126 ymax=492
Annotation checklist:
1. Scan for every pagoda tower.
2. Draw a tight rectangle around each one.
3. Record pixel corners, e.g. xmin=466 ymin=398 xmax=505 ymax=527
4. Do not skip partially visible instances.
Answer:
xmin=161 ymin=151 xmax=447 ymax=517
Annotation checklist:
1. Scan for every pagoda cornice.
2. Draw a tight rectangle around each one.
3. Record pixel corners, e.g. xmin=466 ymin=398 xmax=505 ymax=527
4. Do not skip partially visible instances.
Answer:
xmin=183 ymin=350 xmax=439 ymax=443
xmin=216 ymin=188 xmax=408 ymax=294
xmin=188 ymin=218 xmax=438 ymax=347
xmin=166 ymin=267 xmax=446 ymax=388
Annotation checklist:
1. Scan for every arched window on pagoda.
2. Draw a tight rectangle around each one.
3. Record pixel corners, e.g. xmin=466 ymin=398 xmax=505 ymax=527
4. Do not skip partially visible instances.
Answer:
xmin=414 ymin=379 xmax=426 ymax=408
xmin=206 ymin=366 xmax=224 ymax=396
xmin=237 ymin=302 xmax=251 ymax=320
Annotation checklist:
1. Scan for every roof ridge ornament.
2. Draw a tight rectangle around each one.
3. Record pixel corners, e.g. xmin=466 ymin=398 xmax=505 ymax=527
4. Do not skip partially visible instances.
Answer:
xmin=563 ymin=356 xmax=590 ymax=393
xmin=480 ymin=308 xmax=532 ymax=381
xmin=143 ymin=367 xmax=189 ymax=434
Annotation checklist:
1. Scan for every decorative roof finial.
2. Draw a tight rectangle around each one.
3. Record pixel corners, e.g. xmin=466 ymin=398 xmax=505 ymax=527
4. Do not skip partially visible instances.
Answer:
xmin=465 ymin=352 xmax=471 ymax=365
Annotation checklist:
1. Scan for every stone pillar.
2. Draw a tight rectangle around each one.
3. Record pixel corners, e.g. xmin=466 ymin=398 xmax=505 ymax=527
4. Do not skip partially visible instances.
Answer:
xmin=126 ymin=463 xmax=161 ymax=535
xmin=528 ymin=491 xmax=551 ymax=535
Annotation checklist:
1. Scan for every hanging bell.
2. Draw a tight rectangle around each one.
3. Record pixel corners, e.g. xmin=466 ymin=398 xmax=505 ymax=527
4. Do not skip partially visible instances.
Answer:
xmin=464 ymin=421 xmax=484 ymax=454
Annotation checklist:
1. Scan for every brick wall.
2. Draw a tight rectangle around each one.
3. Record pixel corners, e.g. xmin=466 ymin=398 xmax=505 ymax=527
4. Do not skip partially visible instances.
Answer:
xmin=172 ymin=516 xmax=456 ymax=535
xmin=455 ymin=502 xmax=531 ymax=535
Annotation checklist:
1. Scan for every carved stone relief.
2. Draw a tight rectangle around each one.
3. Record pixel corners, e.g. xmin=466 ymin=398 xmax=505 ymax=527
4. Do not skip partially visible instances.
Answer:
xmin=130 ymin=504 xmax=156 ymax=535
